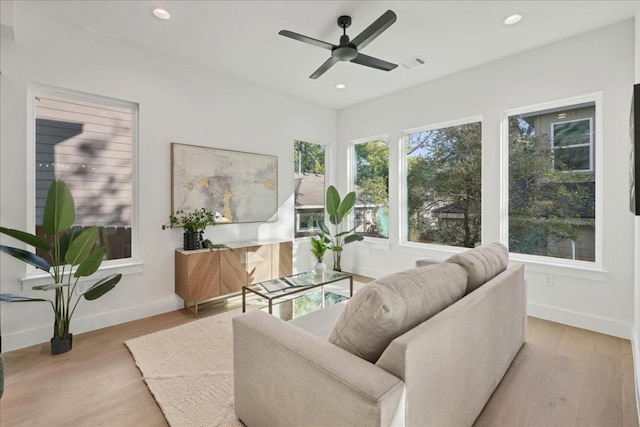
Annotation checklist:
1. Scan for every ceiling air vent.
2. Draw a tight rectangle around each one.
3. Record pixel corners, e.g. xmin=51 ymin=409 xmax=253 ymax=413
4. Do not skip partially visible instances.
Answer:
xmin=401 ymin=56 xmax=426 ymax=70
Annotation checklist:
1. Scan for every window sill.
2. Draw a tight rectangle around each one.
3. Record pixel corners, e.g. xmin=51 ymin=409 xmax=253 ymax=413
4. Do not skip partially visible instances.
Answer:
xmin=354 ymin=238 xmax=391 ymax=251
xmin=509 ymin=254 xmax=607 ymax=282
xmin=21 ymin=260 xmax=144 ymax=290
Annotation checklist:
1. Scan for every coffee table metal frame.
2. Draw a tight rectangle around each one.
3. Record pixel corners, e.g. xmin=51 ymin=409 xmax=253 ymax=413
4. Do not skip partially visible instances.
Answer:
xmin=242 ymin=271 xmax=354 ymax=314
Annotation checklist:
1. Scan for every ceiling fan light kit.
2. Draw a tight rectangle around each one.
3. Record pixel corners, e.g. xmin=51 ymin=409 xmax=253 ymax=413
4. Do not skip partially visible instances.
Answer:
xmin=279 ymin=10 xmax=398 ymax=79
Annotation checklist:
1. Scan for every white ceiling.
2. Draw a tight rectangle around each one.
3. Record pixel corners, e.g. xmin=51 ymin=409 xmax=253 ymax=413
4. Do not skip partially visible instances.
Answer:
xmin=13 ymin=0 xmax=638 ymax=110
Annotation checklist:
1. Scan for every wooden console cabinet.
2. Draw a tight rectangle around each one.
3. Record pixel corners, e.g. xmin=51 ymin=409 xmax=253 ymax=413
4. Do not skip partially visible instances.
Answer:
xmin=175 ymin=239 xmax=292 ymax=315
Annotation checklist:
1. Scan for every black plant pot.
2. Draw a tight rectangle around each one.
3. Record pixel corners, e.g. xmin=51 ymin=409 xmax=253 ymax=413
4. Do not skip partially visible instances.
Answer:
xmin=183 ymin=231 xmax=203 ymax=250
xmin=51 ymin=333 xmax=73 ymax=355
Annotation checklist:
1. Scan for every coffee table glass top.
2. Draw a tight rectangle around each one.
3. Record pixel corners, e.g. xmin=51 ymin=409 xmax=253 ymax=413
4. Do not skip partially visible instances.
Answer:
xmin=246 ymin=270 xmax=351 ymax=297
xmin=242 ymin=270 xmax=353 ymax=314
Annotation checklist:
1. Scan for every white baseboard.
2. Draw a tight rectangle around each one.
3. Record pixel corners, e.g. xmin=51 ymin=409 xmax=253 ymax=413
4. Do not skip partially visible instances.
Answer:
xmin=631 ymin=331 xmax=640 ymax=424
xmin=1 ymin=297 xmax=183 ymax=352
xmin=528 ymin=302 xmax=632 ymax=339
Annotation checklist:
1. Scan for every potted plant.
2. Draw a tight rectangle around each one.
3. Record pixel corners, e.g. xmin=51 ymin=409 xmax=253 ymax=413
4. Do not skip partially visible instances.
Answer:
xmin=0 ymin=180 xmax=123 ymax=355
xmin=162 ymin=208 xmax=215 ymax=250
xmin=310 ymin=233 xmax=330 ymax=274
xmin=319 ymin=185 xmax=364 ymax=272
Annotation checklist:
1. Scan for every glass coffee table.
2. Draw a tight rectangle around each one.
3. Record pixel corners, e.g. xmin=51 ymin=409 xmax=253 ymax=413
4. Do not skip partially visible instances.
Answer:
xmin=242 ymin=270 xmax=353 ymax=315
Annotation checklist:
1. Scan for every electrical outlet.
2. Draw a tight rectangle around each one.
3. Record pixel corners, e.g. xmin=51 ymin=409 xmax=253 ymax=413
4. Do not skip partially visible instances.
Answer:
xmin=544 ymin=275 xmax=554 ymax=287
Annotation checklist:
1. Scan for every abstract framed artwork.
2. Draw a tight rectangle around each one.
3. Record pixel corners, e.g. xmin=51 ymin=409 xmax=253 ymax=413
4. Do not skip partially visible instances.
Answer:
xmin=631 ymin=84 xmax=640 ymax=215
xmin=171 ymin=143 xmax=278 ymax=223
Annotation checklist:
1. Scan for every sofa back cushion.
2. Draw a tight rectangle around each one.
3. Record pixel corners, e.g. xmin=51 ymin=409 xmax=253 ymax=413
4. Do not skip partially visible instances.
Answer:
xmin=446 ymin=242 xmax=508 ymax=294
xmin=328 ymin=263 xmax=467 ymax=363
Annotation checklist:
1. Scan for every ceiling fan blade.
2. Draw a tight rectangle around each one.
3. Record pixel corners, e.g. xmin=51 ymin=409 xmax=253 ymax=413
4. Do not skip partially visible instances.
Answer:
xmin=351 ymin=10 xmax=397 ymax=50
xmin=351 ymin=53 xmax=398 ymax=71
xmin=310 ymin=57 xmax=338 ymax=79
xmin=278 ymin=30 xmax=335 ymax=50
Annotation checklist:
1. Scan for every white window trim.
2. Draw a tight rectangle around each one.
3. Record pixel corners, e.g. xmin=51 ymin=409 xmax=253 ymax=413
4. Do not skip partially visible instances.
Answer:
xmin=347 ymin=133 xmax=390 ymax=242
xmin=294 ymin=139 xmax=328 ymax=242
xmin=25 ymin=83 xmax=141 ymax=280
xmin=551 ymin=117 xmax=594 ymax=172
xmin=499 ymin=93 xmax=602 ymax=270
xmin=399 ymin=115 xmax=483 ymax=249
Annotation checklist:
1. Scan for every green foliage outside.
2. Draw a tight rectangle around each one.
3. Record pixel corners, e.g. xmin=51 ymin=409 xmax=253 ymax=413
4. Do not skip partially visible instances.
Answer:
xmin=354 ymin=140 xmax=390 ymax=238
xmin=406 ymin=122 xmax=482 ymax=248
xmin=294 ymin=140 xmax=325 ymax=174
xmin=508 ymin=116 xmax=593 ymax=258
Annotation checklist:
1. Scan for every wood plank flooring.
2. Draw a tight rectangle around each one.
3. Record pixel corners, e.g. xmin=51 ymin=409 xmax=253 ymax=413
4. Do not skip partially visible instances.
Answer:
xmin=1 ymin=286 xmax=638 ymax=426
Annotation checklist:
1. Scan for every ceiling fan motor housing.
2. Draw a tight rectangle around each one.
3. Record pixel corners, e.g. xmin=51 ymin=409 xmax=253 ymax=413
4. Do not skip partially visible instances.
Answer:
xmin=333 ymin=40 xmax=358 ymax=61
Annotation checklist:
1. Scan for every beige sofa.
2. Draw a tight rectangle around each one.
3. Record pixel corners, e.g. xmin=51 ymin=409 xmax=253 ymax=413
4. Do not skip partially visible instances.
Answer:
xmin=233 ymin=243 xmax=526 ymax=426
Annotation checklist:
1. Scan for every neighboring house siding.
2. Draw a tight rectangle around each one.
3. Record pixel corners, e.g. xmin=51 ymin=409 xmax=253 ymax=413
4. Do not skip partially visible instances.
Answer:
xmin=35 ymin=94 xmax=133 ymax=227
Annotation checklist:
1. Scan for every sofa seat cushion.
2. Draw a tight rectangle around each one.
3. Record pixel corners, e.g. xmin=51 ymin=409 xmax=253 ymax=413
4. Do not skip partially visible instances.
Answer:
xmin=328 ymin=263 xmax=468 ymax=363
xmin=289 ymin=301 xmax=348 ymax=340
xmin=445 ymin=242 xmax=508 ymax=294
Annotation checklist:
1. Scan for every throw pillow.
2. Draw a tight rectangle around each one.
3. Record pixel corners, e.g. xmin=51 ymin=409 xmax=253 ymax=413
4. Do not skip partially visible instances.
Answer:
xmin=446 ymin=242 xmax=508 ymax=294
xmin=328 ymin=262 xmax=467 ymax=363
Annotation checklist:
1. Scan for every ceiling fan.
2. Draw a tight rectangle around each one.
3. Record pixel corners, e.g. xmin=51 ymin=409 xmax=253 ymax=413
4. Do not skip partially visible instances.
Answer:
xmin=279 ymin=10 xmax=398 ymax=79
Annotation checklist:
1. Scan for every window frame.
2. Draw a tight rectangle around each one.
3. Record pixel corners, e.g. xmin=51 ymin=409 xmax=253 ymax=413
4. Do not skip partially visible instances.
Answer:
xmin=23 ymin=83 xmax=141 ymax=286
xmin=500 ymin=93 xmax=603 ymax=269
xmin=399 ymin=115 xmax=483 ymax=250
xmin=348 ymin=134 xmax=390 ymax=242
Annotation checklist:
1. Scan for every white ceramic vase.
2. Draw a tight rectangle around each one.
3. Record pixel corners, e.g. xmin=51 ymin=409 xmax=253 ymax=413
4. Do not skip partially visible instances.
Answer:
xmin=314 ymin=262 xmax=327 ymax=275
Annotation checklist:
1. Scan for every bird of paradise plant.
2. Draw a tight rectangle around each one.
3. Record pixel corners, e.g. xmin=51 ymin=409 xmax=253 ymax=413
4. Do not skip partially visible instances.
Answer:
xmin=0 ymin=180 xmax=122 ymax=354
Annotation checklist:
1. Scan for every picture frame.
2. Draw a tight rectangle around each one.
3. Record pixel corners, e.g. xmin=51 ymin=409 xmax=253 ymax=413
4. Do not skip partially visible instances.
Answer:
xmin=631 ymin=84 xmax=640 ymax=215
xmin=171 ymin=143 xmax=278 ymax=223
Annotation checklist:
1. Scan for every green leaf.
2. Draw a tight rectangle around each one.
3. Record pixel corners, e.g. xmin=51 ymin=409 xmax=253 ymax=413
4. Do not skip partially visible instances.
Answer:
xmin=42 ymin=180 xmax=75 ymax=235
xmin=55 ymin=227 xmax=81 ymax=265
xmin=326 ymin=186 xmax=340 ymax=217
xmin=0 ymin=227 xmax=51 ymax=252
xmin=337 ymin=191 xmax=357 ymax=218
xmin=0 ymin=294 xmax=50 ymax=303
xmin=74 ymin=247 xmax=105 ymax=277
xmin=344 ymin=234 xmax=364 ymax=244
xmin=319 ymin=222 xmax=330 ymax=236
xmin=32 ymin=283 xmax=65 ymax=291
xmin=65 ymin=227 xmax=99 ymax=267
xmin=83 ymin=274 xmax=122 ymax=301
xmin=0 ymin=246 xmax=50 ymax=272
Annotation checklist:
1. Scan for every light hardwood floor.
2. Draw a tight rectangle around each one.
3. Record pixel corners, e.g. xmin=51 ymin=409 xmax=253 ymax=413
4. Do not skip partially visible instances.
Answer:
xmin=1 ymin=284 xmax=638 ymax=426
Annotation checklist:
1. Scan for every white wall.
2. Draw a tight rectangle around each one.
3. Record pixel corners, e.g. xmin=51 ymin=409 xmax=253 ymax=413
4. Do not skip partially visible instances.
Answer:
xmin=0 ymin=11 xmax=336 ymax=351
xmin=338 ymin=21 xmax=636 ymax=338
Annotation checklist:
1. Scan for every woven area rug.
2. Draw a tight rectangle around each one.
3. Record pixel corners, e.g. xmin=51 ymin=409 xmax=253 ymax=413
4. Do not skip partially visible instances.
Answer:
xmin=125 ymin=309 xmax=244 ymax=427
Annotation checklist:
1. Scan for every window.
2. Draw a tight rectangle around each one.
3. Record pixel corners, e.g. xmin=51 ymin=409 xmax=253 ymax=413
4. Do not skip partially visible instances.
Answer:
xmin=403 ymin=119 xmax=482 ymax=248
xmin=352 ymin=139 xmax=389 ymax=239
xmin=507 ymin=101 xmax=596 ymax=262
xmin=293 ymin=140 xmax=325 ymax=238
xmin=35 ymin=89 xmax=137 ymax=262
xmin=552 ymin=118 xmax=593 ymax=172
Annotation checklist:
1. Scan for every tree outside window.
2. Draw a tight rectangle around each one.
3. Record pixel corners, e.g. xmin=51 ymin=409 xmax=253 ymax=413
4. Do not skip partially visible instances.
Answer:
xmin=353 ymin=139 xmax=389 ymax=239
xmin=508 ymin=102 xmax=595 ymax=261
xmin=405 ymin=121 xmax=482 ymax=248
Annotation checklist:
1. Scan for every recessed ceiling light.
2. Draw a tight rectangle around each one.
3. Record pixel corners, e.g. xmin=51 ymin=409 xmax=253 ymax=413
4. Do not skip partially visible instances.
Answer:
xmin=336 ymin=83 xmax=346 ymax=90
xmin=504 ymin=14 xmax=522 ymax=26
xmin=152 ymin=7 xmax=171 ymax=20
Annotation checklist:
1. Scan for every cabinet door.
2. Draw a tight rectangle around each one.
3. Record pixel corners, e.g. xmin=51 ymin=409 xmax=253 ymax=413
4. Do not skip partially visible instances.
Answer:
xmin=247 ymin=244 xmax=273 ymax=284
xmin=175 ymin=251 xmax=220 ymax=302
xmin=274 ymin=241 xmax=293 ymax=276
xmin=220 ymin=248 xmax=248 ymax=295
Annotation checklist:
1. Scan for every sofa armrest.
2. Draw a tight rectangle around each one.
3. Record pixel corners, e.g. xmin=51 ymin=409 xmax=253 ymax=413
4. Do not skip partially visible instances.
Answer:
xmin=233 ymin=310 xmax=405 ymax=427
